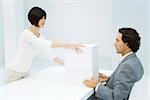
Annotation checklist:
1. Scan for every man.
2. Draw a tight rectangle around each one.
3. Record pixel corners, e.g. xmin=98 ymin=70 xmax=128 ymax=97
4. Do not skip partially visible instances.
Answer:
xmin=83 ymin=28 xmax=144 ymax=100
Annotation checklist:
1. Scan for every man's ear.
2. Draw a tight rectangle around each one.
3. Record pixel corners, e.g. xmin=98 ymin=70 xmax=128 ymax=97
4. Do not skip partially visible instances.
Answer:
xmin=125 ymin=43 xmax=131 ymax=50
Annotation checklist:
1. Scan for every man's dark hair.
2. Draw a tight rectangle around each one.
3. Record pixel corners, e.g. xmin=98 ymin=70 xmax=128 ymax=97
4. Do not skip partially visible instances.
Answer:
xmin=119 ymin=28 xmax=141 ymax=53
xmin=28 ymin=7 xmax=46 ymax=26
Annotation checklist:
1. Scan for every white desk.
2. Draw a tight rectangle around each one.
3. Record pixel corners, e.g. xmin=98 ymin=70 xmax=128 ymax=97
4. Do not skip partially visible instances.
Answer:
xmin=1 ymin=67 xmax=94 ymax=100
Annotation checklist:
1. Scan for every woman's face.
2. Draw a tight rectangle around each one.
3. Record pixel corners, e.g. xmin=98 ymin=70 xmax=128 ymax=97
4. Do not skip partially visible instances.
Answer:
xmin=38 ymin=16 xmax=46 ymax=28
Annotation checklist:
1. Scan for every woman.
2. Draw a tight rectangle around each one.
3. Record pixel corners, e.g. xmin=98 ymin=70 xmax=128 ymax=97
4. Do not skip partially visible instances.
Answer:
xmin=5 ymin=7 xmax=83 ymax=84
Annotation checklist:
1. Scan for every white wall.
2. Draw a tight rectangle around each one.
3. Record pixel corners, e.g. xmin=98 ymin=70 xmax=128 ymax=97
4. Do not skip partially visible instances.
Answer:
xmin=0 ymin=0 xmax=4 ymax=68
xmin=2 ymin=0 xmax=24 ymax=67
xmin=2 ymin=0 xmax=149 ymax=75
xmin=23 ymin=0 xmax=149 ymax=74
xmin=24 ymin=0 xmax=114 ymax=70
xmin=112 ymin=0 xmax=149 ymax=75
xmin=148 ymin=1 xmax=150 ymax=76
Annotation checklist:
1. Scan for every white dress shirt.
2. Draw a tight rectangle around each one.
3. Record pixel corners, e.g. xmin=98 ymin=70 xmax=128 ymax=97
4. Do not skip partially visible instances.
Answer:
xmin=9 ymin=29 xmax=55 ymax=73
xmin=120 ymin=52 xmax=134 ymax=62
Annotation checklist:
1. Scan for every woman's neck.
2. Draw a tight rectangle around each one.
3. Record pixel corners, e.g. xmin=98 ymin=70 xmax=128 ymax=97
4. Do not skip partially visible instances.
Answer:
xmin=29 ymin=25 xmax=40 ymax=37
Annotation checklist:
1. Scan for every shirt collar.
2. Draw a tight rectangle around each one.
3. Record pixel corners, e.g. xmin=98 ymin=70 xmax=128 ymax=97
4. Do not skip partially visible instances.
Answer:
xmin=121 ymin=51 xmax=134 ymax=61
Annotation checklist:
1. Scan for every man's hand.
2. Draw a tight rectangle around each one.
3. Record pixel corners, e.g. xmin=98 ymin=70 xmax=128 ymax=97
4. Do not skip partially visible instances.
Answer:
xmin=99 ymin=73 xmax=109 ymax=82
xmin=83 ymin=78 xmax=100 ymax=88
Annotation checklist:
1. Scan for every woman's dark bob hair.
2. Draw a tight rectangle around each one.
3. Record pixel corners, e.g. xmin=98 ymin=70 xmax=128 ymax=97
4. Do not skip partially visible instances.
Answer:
xmin=28 ymin=7 xmax=46 ymax=26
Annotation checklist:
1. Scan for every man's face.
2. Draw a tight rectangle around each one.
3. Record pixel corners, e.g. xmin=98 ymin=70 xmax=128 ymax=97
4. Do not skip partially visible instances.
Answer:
xmin=114 ymin=32 xmax=128 ymax=55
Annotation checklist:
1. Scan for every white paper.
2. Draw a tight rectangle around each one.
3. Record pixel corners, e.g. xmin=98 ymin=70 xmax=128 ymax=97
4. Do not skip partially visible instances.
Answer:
xmin=64 ymin=44 xmax=99 ymax=84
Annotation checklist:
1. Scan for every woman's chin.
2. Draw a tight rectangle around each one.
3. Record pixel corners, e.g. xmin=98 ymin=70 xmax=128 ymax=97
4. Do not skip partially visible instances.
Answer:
xmin=40 ymin=25 xmax=45 ymax=28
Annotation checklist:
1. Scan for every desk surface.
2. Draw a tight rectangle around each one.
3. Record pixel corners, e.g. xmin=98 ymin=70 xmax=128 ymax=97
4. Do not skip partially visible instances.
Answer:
xmin=1 ymin=67 xmax=94 ymax=100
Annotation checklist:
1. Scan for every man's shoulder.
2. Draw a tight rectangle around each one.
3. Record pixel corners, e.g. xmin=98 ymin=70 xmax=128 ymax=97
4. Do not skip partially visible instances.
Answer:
xmin=120 ymin=54 xmax=144 ymax=80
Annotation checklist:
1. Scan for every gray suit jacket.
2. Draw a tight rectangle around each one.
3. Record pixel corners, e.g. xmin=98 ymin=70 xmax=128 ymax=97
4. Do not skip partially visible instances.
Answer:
xmin=95 ymin=53 xmax=144 ymax=100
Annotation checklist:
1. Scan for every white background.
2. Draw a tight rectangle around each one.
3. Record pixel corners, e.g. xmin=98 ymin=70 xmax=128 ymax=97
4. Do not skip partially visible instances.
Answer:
xmin=0 ymin=0 xmax=150 ymax=99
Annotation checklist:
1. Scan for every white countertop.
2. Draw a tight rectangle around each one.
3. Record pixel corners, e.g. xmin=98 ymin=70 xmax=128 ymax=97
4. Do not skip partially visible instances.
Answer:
xmin=1 ymin=66 xmax=94 ymax=100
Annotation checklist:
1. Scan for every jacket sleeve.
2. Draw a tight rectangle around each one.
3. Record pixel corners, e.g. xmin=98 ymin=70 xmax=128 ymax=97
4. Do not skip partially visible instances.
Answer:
xmin=96 ymin=64 xmax=136 ymax=100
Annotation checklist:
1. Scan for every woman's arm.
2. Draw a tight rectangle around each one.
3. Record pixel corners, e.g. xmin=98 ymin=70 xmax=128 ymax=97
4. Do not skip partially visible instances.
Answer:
xmin=51 ymin=41 xmax=84 ymax=53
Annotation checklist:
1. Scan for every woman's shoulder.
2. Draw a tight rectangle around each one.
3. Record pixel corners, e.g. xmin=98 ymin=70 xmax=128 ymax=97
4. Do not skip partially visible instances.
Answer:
xmin=21 ymin=29 xmax=33 ymax=36
xmin=22 ymin=29 xmax=31 ymax=34
xmin=19 ymin=29 xmax=33 ymax=40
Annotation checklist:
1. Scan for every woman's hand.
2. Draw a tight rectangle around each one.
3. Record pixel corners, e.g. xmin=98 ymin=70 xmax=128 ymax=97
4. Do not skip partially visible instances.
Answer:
xmin=64 ymin=42 xmax=85 ymax=54
xmin=53 ymin=57 xmax=64 ymax=65
xmin=51 ymin=41 xmax=85 ymax=54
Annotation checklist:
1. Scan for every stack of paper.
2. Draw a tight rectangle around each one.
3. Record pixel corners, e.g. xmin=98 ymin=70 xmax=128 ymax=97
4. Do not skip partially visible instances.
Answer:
xmin=64 ymin=44 xmax=99 ymax=84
